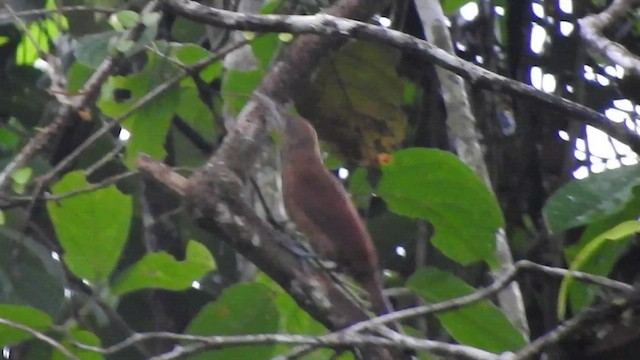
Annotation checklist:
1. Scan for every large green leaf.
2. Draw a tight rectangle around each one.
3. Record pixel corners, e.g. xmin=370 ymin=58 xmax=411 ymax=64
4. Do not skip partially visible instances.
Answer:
xmin=0 ymin=305 xmax=52 ymax=346
xmin=97 ymin=50 xmax=187 ymax=167
xmin=221 ymin=69 xmax=264 ymax=116
xmin=121 ymin=91 xmax=176 ymax=167
xmin=0 ymin=228 xmax=65 ymax=318
xmin=558 ymin=220 xmax=640 ymax=320
xmin=408 ymin=268 xmax=526 ymax=352
xmin=347 ymin=167 xmax=373 ymax=209
xmin=170 ymin=43 xmax=222 ymax=82
xmin=175 ymin=85 xmax=216 ymax=136
xmin=299 ymin=41 xmax=407 ymax=163
xmin=112 ymin=240 xmax=216 ymax=295
xmin=378 ymin=148 xmax=503 ymax=266
xmin=74 ymin=31 xmax=118 ymax=68
xmin=563 ymin=192 xmax=640 ymax=315
xmin=47 ymin=171 xmax=132 ymax=285
xmin=255 ymin=273 xmax=335 ymax=360
xmin=251 ymin=34 xmax=280 ymax=69
xmin=543 ymin=163 xmax=640 ymax=233
xmin=186 ymin=282 xmax=279 ymax=360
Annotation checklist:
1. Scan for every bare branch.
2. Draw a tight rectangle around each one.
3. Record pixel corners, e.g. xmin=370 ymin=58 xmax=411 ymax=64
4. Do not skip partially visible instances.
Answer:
xmin=0 ymin=317 xmax=78 ymax=360
xmin=0 ymin=171 xmax=140 ymax=209
xmin=511 ymin=292 xmax=640 ymax=360
xmin=349 ymin=260 xmax=633 ymax=331
xmin=72 ymin=330 xmax=498 ymax=360
xmin=0 ymin=5 xmax=116 ymax=22
xmin=161 ymin=0 xmax=640 ymax=152
xmin=54 ymin=259 xmax=632 ymax=360
xmin=281 ymin=259 xmax=633 ymax=358
xmin=579 ymin=0 xmax=640 ymax=76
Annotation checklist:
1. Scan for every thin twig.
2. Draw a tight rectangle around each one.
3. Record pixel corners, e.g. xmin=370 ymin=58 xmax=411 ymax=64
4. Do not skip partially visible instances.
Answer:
xmin=0 ymin=317 xmax=78 ymax=360
xmin=510 ymin=293 xmax=640 ymax=360
xmin=74 ymin=331 xmax=496 ymax=360
xmin=278 ymin=259 xmax=634 ymax=358
xmin=0 ymin=5 xmax=116 ymax=22
xmin=0 ymin=0 xmax=159 ymax=191
xmin=0 ymin=171 xmax=139 ymax=209
xmin=65 ymin=260 xmax=634 ymax=359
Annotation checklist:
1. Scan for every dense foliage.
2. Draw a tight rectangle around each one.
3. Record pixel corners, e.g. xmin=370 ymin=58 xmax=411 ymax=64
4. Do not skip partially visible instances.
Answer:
xmin=0 ymin=0 xmax=640 ymax=359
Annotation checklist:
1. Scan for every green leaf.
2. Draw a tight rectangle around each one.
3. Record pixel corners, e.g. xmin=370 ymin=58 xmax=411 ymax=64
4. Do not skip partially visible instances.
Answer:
xmin=301 ymin=41 xmax=407 ymax=162
xmin=558 ymin=220 xmax=640 ymax=319
xmin=11 ymin=167 xmax=32 ymax=184
xmin=112 ymin=241 xmax=215 ymax=295
xmin=408 ymin=268 xmax=526 ymax=352
xmin=74 ymin=31 xmax=119 ymax=69
xmin=176 ymin=86 xmax=215 ymax=136
xmin=255 ymin=273 xmax=324 ymax=335
xmin=98 ymin=52 xmax=182 ymax=166
xmin=378 ymin=148 xmax=503 ymax=266
xmin=0 ymin=129 xmax=19 ymax=153
xmin=115 ymin=39 xmax=135 ymax=53
xmin=564 ymin=193 xmax=640 ymax=315
xmin=251 ymin=34 xmax=280 ymax=69
xmin=348 ymin=167 xmax=372 ymax=209
xmin=186 ymin=282 xmax=279 ymax=359
xmin=0 ymin=305 xmax=52 ymax=346
xmin=442 ymin=0 xmax=470 ymax=14
xmin=47 ymin=171 xmax=132 ymax=285
xmin=121 ymin=89 xmax=176 ymax=166
xmin=221 ymin=69 xmax=264 ymax=115
xmin=16 ymin=21 xmax=56 ymax=66
xmin=259 ymin=0 xmax=282 ymax=14
xmin=171 ymin=17 xmax=207 ymax=44
xmin=0 ymin=228 xmax=65 ymax=318
xmin=11 ymin=167 xmax=32 ymax=194
xmin=171 ymin=44 xmax=222 ymax=82
xmin=141 ymin=12 xmax=162 ymax=27
xmin=543 ymin=163 xmax=640 ymax=233
xmin=66 ymin=63 xmax=94 ymax=93
xmin=111 ymin=10 xmax=139 ymax=30
xmin=254 ymin=273 xmax=333 ymax=358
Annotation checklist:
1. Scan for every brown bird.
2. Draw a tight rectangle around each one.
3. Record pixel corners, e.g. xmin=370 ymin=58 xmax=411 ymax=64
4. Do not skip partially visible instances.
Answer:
xmin=256 ymin=94 xmax=393 ymax=318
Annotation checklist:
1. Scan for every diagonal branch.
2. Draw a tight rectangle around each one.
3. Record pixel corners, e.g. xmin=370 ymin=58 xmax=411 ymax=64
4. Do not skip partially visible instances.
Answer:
xmin=0 ymin=317 xmax=78 ymax=360
xmin=161 ymin=0 xmax=640 ymax=152
xmin=579 ymin=0 xmax=640 ymax=76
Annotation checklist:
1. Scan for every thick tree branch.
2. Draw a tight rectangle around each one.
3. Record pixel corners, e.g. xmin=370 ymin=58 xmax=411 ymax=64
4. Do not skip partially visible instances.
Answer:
xmin=139 ymin=2 xmax=640 ymax=359
xmin=140 ymin=2 xmax=403 ymax=359
xmin=413 ymin=0 xmax=528 ymax=339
